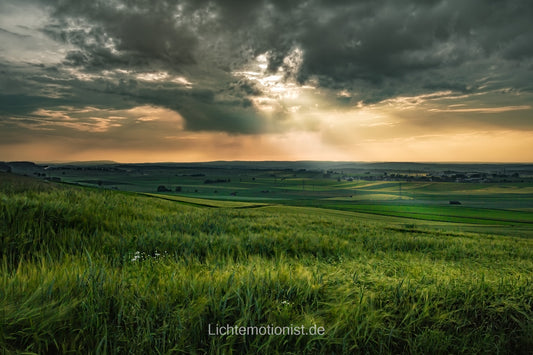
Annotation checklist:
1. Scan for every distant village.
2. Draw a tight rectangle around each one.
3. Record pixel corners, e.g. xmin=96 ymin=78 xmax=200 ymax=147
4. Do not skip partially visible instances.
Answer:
xmin=338 ymin=171 xmax=524 ymax=183
xmin=0 ymin=161 xmax=531 ymax=185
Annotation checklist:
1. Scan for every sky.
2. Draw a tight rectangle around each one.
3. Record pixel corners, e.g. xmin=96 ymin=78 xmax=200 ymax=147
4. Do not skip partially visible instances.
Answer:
xmin=0 ymin=0 xmax=532 ymax=163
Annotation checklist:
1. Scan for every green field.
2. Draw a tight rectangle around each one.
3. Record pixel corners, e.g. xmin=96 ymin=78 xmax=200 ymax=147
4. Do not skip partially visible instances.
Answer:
xmin=1 ymin=171 xmax=532 ymax=354
xmin=142 ymin=193 xmax=268 ymax=208
xmin=323 ymin=204 xmax=533 ymax=224
xmin=27 ymin=162 xmax=530 ymax=236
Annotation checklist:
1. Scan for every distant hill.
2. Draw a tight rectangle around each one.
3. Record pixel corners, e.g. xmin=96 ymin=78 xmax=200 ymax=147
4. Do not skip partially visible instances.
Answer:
xmin=42 ymin=160 xmax=118 ymax=166
xmin=3 ymin=160 xmax=533 ymax=174
xmin=0 ymin=162 xmax=11 ymax=172
xmin=6 ymin=161 xmax=39 ymax=168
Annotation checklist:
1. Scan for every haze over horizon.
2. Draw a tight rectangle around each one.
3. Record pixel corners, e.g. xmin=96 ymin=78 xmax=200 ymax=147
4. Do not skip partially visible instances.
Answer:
xmin=17 ymin=159 xmax=533 ymax=166
xmin=1 ymin=0 xmax=533 ymax=163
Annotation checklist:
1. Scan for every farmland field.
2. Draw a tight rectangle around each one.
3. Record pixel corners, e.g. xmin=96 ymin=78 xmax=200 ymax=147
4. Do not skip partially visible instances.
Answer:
xmin=1 ymin=162 xmax=533 ymax=353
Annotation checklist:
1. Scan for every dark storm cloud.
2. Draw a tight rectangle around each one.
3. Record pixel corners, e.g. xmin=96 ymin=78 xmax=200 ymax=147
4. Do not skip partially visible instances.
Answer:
xmin=131 ymin=85 xmax=265 ymax=133
xmin=49 ymin=0 xmax=533 ymax=84
xmin=288 ymin=0 xmax=533 ymax=100
xmin=41 ymin=10 xmax=197 ymax=71
xmin=1 ymin=0 xmax=533 ymax=135
xmin=14 ymin=1 xmax=533 ymax=73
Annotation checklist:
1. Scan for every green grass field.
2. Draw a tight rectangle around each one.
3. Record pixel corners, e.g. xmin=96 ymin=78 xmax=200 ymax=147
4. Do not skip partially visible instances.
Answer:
xmin=1 ymin=172 xmax=532 ymax=354
xmin=142 ymin=193 xmax=268 ymax=208
xmin=323 ymin=204 xmax=533 ymax=224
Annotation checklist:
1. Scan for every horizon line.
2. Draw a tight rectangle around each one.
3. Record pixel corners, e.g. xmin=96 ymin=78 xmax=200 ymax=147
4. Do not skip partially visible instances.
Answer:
xmin=7 ymin=159 xmax=533 ymax=165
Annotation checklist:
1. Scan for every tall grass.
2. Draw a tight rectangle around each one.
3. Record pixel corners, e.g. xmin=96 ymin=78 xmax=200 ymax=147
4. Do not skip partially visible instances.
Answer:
xmin=1 ymin=176 xmax=532 ymax=353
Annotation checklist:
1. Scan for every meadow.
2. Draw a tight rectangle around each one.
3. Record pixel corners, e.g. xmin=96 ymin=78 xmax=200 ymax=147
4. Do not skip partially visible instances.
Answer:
xmin=1 ymin=171 xmax=532 ymax=354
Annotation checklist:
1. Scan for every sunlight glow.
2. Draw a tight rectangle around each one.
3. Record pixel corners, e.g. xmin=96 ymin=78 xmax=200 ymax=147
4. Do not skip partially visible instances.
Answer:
xmin=232 ymin=48 xmax=316 ymax=113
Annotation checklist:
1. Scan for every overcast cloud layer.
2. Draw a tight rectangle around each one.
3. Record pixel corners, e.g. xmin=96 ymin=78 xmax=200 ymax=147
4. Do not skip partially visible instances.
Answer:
xmin=1 ymin=0 xmax=532 ymax=162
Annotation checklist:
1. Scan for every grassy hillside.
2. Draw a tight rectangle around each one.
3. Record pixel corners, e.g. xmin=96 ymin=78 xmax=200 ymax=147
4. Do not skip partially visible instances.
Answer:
xmin=142 ymin=193 xmax=268 ymax=208
xmin=1 ymin=173 xmax=532 ymax=354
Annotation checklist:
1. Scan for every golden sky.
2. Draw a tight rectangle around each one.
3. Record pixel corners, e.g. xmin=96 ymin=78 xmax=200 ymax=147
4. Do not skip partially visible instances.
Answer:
xmin=1 ymin=0 xmax=532 ymax=162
